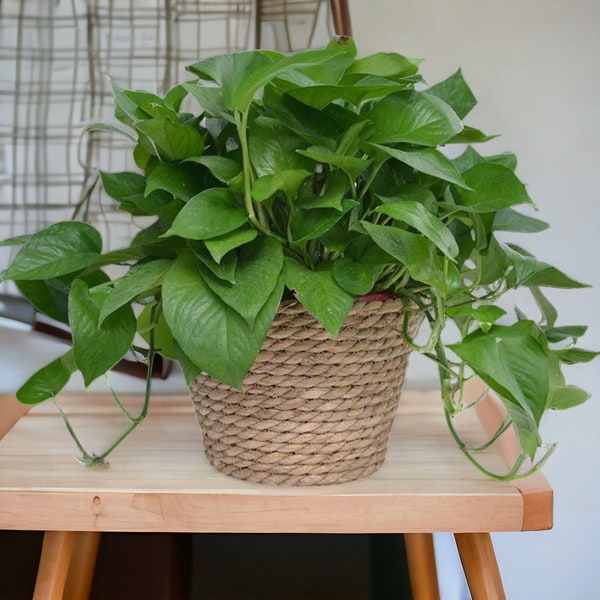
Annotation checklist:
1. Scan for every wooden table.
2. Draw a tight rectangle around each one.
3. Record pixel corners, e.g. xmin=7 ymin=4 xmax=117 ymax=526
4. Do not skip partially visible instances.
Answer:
xmin=0 ymin=380 xmax=552 ymax=599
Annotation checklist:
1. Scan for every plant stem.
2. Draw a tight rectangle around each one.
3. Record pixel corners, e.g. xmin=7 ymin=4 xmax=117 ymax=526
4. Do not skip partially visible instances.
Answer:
xmin=357 ymin=160 xmax=386 ymax=204
xmin=465 ymin=417 xmax=512 ymax=452
xmin=53 ymin=396 xmax=99 ymax=466
xmin=444 ymin=408 xmax=557 ymax=481
xmin=235 ymin=108 xmax=287 ymax=243
xmin=93 ymin=350 xmax=154 ymax=462
xmin=53 ymin=309 xmax=159 ymax=467
xmin=403 ymin=293 xmax=446 ymax=355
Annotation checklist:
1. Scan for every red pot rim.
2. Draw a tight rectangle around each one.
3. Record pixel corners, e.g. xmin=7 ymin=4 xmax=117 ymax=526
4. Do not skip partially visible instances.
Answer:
xmin=354 ymin=291 xmax=395 ymax=303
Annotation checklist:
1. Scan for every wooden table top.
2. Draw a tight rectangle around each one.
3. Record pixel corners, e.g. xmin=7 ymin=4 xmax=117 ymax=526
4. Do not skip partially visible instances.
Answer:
xmin=0 ymin=384 xmax=552 ymax=534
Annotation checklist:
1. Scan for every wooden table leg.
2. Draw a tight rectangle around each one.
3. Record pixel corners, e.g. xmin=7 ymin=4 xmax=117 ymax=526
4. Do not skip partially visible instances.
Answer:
xmin=34 ymin=531 xmax=100 ymax=600
xmin=64 ymin=532 xmax=102 ymax=600
xmin=404 ymin=533 xmax=441 ymax=600
xmin=33 ymin=531 xmax=77 ymax=600
xmin=454 ymin=533 xmax=506 ymax=600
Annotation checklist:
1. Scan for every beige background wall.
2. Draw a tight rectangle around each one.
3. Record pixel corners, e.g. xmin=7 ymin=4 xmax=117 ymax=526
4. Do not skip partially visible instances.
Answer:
xmin=347 ymin=0 xmax=600 ymax=597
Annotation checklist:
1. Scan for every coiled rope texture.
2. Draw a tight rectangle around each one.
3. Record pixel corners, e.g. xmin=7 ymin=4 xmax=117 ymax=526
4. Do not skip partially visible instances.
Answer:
xmin=190 ymin=298 xmax=415 ymax=486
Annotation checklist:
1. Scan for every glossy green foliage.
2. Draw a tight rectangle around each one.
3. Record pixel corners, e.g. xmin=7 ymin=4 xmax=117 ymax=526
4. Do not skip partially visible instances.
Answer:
xmin=1 ymin=37 xmax=594 ymax=479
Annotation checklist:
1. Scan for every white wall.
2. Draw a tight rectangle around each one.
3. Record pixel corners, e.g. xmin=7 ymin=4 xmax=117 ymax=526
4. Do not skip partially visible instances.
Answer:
xmin=1 ymin=2 xmax=599 ymax=597
xmin=347 ymin=0 xmax=600 ymax=598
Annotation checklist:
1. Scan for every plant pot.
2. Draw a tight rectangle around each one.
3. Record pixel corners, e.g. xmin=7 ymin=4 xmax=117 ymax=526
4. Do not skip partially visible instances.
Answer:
xmin=190 ymin=297 xmax=417 ymax=486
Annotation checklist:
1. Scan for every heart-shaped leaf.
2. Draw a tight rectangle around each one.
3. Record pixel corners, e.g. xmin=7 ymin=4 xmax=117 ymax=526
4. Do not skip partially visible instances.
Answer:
xmin=2 ymin=222 xmax=102 ymax=281
xmin=232 ymin=39 xmax=356 ymax=110
xmin=455 ymin=163 xmax=532 ymax=212
xmin=503 ymin=244 xmax=588 ymax=289
xmin=333 ymin=258 xmax=384 ymax=295
xmin=375 ymin=199 xmax=459 ymax=261
xmin=165 ymin=188 xmax=247 ymax=240
xmin=369 ymin=91 xmax=463 ymax=146
xmin=548 ymin=385 xmax=590 ymax=410
xmin=163 ymin=251 xmax=283 ymax=388
xmin=249 ymin=116 xmax=314 ymax=177
xmin=16 ymin=349 xmax=77 ymax=404
xmin=252 ymin=169 xmax=311 ymax=202
xmin=291 ymin=199 xmax=357 ymax=243
xmin=99 ymin=259 xmax=171 ymax=324
xmin=136 ymin=116 xmax=205 ymax=160
xmin=284 ymin=259 xmax=353 ymax=337
xmin=69 ymin=280 xmax=137 ymax=385
xmin=369 ymin=144 xmax=468 ymax=188
xmin=145 ymin=163 xmax=205 ymax=201
xmin=449 ymin=323 xmax=550 ymax=426
xmin=493 ymin=208 xmax=549 ymax=233
xmin=297 ymin=145 xmax=372 ymax=180
xmin=427 ymin=68 xmax=477 ymax=119
xmin=346 ymin=52 xmax=422 ymax=79
xmin=200 ymin=237 xmax=284 ymax=325
xmin=185 ymin=155 xmax=241 ymax=183
xmin=204 ymin=227 xmax=258 ymax=264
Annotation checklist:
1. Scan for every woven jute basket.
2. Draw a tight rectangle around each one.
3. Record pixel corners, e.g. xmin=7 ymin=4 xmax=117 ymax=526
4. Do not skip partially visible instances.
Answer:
xmin=190 ymin=297 xmax=416 ymax=486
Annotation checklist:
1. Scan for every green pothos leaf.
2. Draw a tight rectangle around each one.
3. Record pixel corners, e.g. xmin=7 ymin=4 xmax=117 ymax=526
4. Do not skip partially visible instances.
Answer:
xmin=297 ymin=145 xmax=372 ymax=180
xmin=165 ymin=188 xmax=248 ymax=240
xmin=284 ymin=258 xmax=354 ymax=337
xmin=98 ymin=259 xmax=172 ymax=324
xmin=361 ymin=222 xmax=459 ymax=293
xmin=145 ymin=163 xmax=205 ymax=201
xmin=332 ymin=258 xmax=384 ymax=296
xmin=251 ymin=169 xmax=311 ymax=202
xmin=162 ymin=251 xmax=284 ymax=389
xmin=199 ymin=237 xmax=284 ymax=326
xmin=291 ymin=199 xmax=357 ymax=243
xmin=2 ymin=222 xmax=102 ymax=281
xmin=368 ymin=144 xmax=468 ymax=189
xmin=542 ymin=325 xmax=587 ymax=343
xmin=426 ymin=69 xmax=477 ymax=119
xmin=375 ymin=199 xmax=459 ymax=261
xmin=185 ymin=155 xmax=241 ymax=183
xmin=16 ymin=349 xmax=77 ymax=404
xmin=249 ymin=116 xmax=315 ymax=177
xmin=204 ymin=228 xmax=258 ymax=264
xmin=450 ymin=323 xmax=555 ymax=459
xmin=547 ymin=385 xmax=590 ymax=410
xmin=135 ymin=116 xmax=205 ymax=161
xmin=553 ymin=347 xmax=600 ymax=364
xmin=446 ymin=304 xmax=506 ymax=331
xmin=455 ymin=163 xmax=532 ymax=213
xmin=69 ymin=280 xmax=137 ymax=385
xmin=0 ymin=234 xmax=30 ymax=247
xmin=369 ymin=90 xmax=463 ymax=146
xmin=232 ymin=38 xmax=356 ymax=110
xmin=346 ymin=52 xmax=422 ymax=79
xmin=503 ymin=244 xmax=588 ymax=289
xmin=449 ymin=323 xmax=550 ymax=427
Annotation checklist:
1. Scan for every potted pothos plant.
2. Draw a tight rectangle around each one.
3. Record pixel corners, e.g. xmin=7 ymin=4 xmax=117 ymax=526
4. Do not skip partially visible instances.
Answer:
xmin=1 ymin=37 xmax=595 ymax=484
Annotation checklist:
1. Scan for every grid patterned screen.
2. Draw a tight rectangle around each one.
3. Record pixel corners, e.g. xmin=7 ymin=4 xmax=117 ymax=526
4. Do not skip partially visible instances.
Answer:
xmin=0 ymin=0 xmax=334 ymax=289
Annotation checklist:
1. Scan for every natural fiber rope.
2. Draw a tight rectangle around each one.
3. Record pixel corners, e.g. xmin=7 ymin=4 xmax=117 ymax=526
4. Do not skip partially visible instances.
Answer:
xmin=190 ymin=297 xmax=417 ymax=486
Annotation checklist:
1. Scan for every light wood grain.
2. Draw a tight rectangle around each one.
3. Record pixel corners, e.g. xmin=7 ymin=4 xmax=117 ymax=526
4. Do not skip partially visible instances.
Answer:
xmin=63 ymin=531 xmax=101 ymax=600
xmin=455 ymin=532 xmax=507 ymax=600
xmin=33 ymin=531 xmax=76 ymax=600
xmin=0 ymin=389 xmax=551 ymax=534
xmin=404 ymin=533 xmax=440 ymax=600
